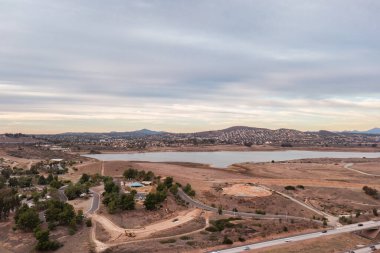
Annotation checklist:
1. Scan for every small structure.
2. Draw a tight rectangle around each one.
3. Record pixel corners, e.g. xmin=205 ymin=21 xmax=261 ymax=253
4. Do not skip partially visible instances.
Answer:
xmin=141 ymin=181 xmax=152 ymax=186
xmin=50 ymin=158 xmax=63 ymax=163
xmin=129 ymin=182 xmax=144 ymax=188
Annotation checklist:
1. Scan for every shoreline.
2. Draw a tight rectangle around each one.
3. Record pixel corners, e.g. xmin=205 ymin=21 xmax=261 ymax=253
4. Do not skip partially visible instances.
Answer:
xmin=78 ymin=144 xmax=380 ymax=155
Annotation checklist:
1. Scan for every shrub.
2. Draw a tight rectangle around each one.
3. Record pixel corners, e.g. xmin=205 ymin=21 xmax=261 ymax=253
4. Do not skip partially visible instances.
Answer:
xmin=159 ymin=239 xmax=176 ymax=244
xmin=363 ymin=186 xmax=378 ymax=198
xmin=284 ymin=185 xmax=296 ymax=191
xmin=86 ymin=218 xmax=92 ymax=227
xmin=255 ymin=209 xmax=266 ymax=215
xmin=222 ymin=236 xmax=233 ymax=245
xmin=186 ymin=241 xmax=196 ymax=246
xmin=205 ymin=226 xmax=218 ymax=232
xmin=180 ymin=236 xmax=192 ymax=240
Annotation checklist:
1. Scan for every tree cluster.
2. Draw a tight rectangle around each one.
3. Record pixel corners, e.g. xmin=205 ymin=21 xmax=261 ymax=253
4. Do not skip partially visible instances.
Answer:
xmin=14 ymin=204 xmax=40 ymax=231
xmin=45 ymin=200 xmax=77 ymax=226
xmin=363 ymin=186 xmax=378 ymax=198
xmin=34 ymin=227 xmax=61 ymax=251
xmin=102 ymin=178 xmax=135 ymax=213
xmin=64 ymin=182 xmax=89 ymax=200
xmin=143 ymin=177 xmax=174 ymax=211
xmin=183 ymin=183 xmax=196 ymax=196
xmin=0 ymin=188 xmax=20 ymax=220
xmin=123 ymin=168 xmax=155 ymax=181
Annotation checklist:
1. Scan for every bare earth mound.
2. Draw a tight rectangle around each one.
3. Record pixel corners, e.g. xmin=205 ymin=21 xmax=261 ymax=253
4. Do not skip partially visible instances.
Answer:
xmin=222 ymin=184 xmax=272 ymax=197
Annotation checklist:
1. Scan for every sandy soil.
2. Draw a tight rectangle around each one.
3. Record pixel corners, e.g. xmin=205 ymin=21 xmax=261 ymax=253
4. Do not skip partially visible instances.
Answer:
xmin=0 ymin=217 xmax=35 ymax=253
xmin=55 ymin=227 xmax=92 ymax=253
xmin=68 ymin=197 xmax=92 ymax=213
xmin=222 ymin=184 xmax=272 ymax=197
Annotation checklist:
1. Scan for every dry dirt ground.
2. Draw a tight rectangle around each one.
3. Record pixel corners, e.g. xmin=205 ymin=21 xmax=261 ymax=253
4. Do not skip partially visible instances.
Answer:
xmin=98 ymin=195 xmax=188 ymax=229
xmin=0 ymin=218 xmax=35 ymax=253
xmin=68 ymin=196 xmax=92 ymax=213
xmin=250 ymin=232 xmax=374 ymax=253
xmin=109 ymin=214 xmax=321 ymax=253
xmin=234 ymin=160 xmax=380 ymax=215
xmin=352 ymin=162 xmax=380 ymax=175
xmin=222 ymin=184 xmax=272 ymax=197
xmin=0 ymin=213 xmax=91 ymax=253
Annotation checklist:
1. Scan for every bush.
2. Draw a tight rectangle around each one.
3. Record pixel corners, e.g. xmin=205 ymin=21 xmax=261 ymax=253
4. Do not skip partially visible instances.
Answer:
xmin=222 ymin=236 xmax=233 ymax=244
xmin=363 ymin=186 xmax=378 ymax=198
xmin=159 ymin=239 xmax=176 ymax=244
xmin=255 ymin=209 xmax=266 ymax=215
xmin=284 ymin=185 xmax=296 ymax=191
xmin=238 ymin=237 xmax=246 ymax=242
xmin=14 ymin=205 xmax=40 ymax=231
xmin=186 ymin=241 xmax=196 ymax=246
xmin=86 ymin=218 xmax=92 ymax=227
xmin=296 ymin=185 xmax=305 ymax=189
xmin=180 ymin=236 xmax=192 ymax=240
xmin=205 ymin=226 xmax=218 ymax=232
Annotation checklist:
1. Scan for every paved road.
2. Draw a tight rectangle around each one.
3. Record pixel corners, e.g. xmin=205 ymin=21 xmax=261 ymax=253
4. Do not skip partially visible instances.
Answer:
xmin=58 ymin=185 xmax=68 ymax=202
xmin=344 ymin=243 xmax=380 ymax=253
xmin=345 ymin=163 xmax=380 ymax=177
xmin=178 ymin=189 xmax=320 ymax=223
xmin=211 ymin=221 xmax=380 ymax=253
xmin=87 ymin=190 xmax=100 ymax=214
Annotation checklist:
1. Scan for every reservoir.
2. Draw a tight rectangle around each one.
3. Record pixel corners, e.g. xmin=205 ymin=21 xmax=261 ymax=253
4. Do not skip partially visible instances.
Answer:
xmin=83 ymin=150 xmax=380 ymax=168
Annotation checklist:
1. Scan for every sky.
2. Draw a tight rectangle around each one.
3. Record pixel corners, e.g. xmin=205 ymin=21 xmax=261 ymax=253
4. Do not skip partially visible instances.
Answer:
xmin=1 ymin=0 xmax=380 ymax=134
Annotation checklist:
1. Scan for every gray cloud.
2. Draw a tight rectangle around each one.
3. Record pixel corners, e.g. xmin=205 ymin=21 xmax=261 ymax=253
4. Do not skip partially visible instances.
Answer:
xmin=0 ymin=0 xmax=379 ymax=133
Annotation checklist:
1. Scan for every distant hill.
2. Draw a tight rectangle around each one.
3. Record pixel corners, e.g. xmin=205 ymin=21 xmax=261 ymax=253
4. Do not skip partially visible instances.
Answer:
xmin=341 ymin=128 xmax=380 ymax=135
xmin=53 ymin=129 xmax=164 ymax=138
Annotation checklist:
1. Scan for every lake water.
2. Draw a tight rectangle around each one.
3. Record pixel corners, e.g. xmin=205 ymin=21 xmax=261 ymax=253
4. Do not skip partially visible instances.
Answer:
xmin=83 ymin=150 xmax=380 ymax=168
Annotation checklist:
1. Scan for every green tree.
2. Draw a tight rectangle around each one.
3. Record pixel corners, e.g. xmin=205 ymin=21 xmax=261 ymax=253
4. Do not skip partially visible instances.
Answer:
xmin=8 ymin=177 xmax=18 ymax=187
xmin=38 ymin=175 xmax=47 ymax=185
xmin=123 ymin=168 xmax=138 ymax=179
xmin=144 ymin=193 xmax=157 ymax=210
xmin=169 ymin=184 xmax=178 ymax=195
xmin=218 ymin=205 xmax=223 ymax=215
xmin=79 ymin=173 xmax=90 ymax=184
xmin=163 ymin=177 xmax=173 ymax=188
xmin=34 ymin=227 xmax=61 ymax=251
xmin=47 ymin=173 xmax=54 ymax=183
xmin=76 ymin=210 xmax=84 ymax=224
xmin=120 ymin=193 xmax=135 ymax=210
xmin=0 ymin=188 xmax=20 ymax=219
xmin=15 ymin=205 xmax=40 ymax=231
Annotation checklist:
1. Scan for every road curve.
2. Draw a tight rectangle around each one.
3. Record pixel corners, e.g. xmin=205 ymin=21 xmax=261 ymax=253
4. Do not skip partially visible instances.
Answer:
xmin=178 ymin=189 xmax=320 ymax=223
xmin=344 ymin=163 xmax=380 ymax=177
xmin=58 ymin=185 xmax=68 ymax=202
xmin=211 ymin=221 xmax=380 ymax=253
xmin=87 ymin=190 xmax=100 ymax=214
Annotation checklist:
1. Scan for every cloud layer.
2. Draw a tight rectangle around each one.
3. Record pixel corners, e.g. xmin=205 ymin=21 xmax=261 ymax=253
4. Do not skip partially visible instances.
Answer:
xmin=1 ymin=0 xmax=380 ymax=133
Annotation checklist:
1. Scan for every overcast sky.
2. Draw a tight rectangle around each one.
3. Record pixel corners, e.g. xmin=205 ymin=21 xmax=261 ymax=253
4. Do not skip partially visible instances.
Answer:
xmin=1 ymin=0 xmax=379 ymax=133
